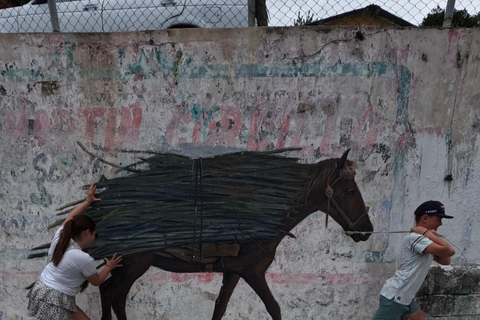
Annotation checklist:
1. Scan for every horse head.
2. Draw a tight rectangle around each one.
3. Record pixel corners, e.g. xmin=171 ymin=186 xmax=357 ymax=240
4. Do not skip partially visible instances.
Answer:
xmin=308 ymin=149 xmax=373 ymax=242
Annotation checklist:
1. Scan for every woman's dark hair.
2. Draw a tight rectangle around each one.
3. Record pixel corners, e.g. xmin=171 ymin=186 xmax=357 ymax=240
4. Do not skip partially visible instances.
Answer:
xmin=52 ymin=215 xmax=96 ymax=266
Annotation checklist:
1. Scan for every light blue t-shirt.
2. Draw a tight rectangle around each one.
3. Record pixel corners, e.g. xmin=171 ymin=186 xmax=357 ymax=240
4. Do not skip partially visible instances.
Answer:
xmin=380 ymin=232 xmax=433 ymax=305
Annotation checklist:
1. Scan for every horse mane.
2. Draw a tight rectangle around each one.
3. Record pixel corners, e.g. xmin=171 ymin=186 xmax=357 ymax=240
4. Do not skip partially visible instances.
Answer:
xmin=315 ymin=158 xmax=357 ymax=181
xmin=304 ymin=158 xmax=357 ymax=204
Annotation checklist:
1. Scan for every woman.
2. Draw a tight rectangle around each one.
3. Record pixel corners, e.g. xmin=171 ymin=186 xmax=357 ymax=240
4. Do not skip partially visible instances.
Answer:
xmin=27 ymin=184 xmax=123 ymax=320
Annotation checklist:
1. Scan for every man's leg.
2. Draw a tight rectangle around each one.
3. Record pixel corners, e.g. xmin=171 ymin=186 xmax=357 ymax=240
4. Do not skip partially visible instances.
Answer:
xmin=406 ymin=310 xmax=425 ymax=320
xmin=405 ymin=300 xmax=425 ymax=320
xmin=372 ymin=295 xmax=410 ymax=320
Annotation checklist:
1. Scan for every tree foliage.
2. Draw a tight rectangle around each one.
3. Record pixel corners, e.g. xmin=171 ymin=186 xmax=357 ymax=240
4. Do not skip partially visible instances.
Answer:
xmin=293 ymin=10 xmax=315 ymax=26
xmin=420 ymin=5 xmax=480 ymax=27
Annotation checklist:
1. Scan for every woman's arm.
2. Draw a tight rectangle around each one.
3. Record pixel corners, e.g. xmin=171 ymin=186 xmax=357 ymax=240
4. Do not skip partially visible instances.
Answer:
xmin=62 ymin=184 xmax=101 ymax=226
xmin=86 ymin=253 xmax=123 ymax=286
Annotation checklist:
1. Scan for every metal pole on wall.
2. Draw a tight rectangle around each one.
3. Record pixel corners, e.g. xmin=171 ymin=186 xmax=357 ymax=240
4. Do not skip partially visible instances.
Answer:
xmin=47 ymin=0 xmax=60 ymax=32
xmin=443 ymin=0 xmax=456 ymax=28
xmin=248 ymin=0 xmax=256 ymax=27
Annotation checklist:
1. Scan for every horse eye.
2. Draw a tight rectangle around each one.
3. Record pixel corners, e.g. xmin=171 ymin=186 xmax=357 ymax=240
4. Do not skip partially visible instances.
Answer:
xmin=347 ymin=189 xmax=355 ymax=195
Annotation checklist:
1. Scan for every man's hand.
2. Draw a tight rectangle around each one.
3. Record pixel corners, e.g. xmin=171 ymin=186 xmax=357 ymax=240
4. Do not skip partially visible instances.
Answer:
xmin=411 ymin=226 xmax=429 ymax=235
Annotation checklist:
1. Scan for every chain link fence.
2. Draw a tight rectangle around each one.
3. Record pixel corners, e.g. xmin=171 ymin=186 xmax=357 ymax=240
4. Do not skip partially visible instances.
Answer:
xmin=0 ymin=0 xmax=249 ymax=33
xmin=271 ymin=0 xmax=480 ymax=27
xmin=0 ymin=0 xmax=479 ymax=33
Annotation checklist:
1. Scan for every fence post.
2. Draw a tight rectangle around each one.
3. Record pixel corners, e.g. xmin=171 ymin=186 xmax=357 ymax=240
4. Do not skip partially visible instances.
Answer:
xmin=248 ymin=0 xmax=256 ymax=27
xmin=443 ymin=0 xmax=456 ymax=28
xmin=47 ymin=0 xmax=60 ymax=32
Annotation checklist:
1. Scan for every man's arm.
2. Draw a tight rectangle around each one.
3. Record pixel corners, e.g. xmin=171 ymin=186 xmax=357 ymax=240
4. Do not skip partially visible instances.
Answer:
xmin=433 ymin=255 xmax=451 ymax=265
xmin=411 ymin=226 xmax=455 ymax=265
xmin=62 ymin=184 xmax=101 ymax=225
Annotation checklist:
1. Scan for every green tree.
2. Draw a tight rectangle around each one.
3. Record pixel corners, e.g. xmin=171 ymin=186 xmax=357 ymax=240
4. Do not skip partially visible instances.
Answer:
xmin=293 ymin=10 xmax=315 ymax=26
xmin=420 ymin=5 xmax=480 ymax=27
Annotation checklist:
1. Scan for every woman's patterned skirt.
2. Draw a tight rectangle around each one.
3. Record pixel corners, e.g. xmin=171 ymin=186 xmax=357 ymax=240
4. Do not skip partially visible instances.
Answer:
xmin=27 ymin=279 xmax=77 ymax=320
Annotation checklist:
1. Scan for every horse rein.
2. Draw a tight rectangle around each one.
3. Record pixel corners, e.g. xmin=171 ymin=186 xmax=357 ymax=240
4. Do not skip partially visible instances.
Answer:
xmin=325 ymin=175 xmax=367 ymax=231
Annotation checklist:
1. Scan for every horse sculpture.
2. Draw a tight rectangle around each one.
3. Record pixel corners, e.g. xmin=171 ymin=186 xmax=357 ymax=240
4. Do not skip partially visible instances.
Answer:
xmin=29 ymin=148 xmax=373 ymax=320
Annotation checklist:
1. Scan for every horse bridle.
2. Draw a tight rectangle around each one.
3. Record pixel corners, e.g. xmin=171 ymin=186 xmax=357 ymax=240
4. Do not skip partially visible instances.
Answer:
xmin=325 ymin=175 xmax=366 ymax=231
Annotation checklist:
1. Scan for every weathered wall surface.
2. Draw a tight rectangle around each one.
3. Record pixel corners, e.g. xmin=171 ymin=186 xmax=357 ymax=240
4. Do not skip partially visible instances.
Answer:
xmin=0 ymin=26 xmax=479 ymax=319
xmin=418 ymin=266 xmax=480 ymax=319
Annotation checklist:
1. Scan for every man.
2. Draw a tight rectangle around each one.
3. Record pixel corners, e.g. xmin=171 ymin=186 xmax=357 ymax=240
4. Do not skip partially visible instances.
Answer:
xmin=372 ymin=200 xmax=456 ymax=320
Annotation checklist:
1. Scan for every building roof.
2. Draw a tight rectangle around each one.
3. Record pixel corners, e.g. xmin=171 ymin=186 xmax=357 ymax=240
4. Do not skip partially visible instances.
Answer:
xmin=308 ymin=4 xmax=416 ymax=27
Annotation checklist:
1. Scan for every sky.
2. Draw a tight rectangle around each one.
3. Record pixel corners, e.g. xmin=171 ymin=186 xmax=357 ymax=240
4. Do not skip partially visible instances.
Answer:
xmin=266 ymin=0 xmax=480 ymax=26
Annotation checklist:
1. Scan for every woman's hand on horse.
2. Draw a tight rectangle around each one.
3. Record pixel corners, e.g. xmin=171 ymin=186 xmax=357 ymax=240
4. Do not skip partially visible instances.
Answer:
xmin=88 ymin=254 xmax=123 ymax=286
xmin=86 ymin=184 xmax=101 ymax=203
xmin=104 ymin=253 xmax=123 ymax=270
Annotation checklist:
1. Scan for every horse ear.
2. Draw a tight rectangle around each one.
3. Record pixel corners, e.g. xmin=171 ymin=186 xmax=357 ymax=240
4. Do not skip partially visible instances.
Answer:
xmin=337 ymin=149 xmax=351 ymax=171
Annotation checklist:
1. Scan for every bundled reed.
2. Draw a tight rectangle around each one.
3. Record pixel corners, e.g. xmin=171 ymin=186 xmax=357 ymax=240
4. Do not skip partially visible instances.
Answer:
xmin=33 ymin=149 xmax=315 ymax=260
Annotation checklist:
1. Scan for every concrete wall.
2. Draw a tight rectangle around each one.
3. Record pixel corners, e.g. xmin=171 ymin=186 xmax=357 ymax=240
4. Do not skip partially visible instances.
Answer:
xmin=0 ymin=26 xmax=479 ymax=319
xmin=418 ymin=266 xmax=480 ymax=319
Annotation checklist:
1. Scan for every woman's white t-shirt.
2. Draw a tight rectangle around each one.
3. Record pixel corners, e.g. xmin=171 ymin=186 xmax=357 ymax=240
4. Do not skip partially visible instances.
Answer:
xmin=39 ymin=226 xmax=97 ymax=296
xmin=379 ymin=232 xmax=434 ymax=305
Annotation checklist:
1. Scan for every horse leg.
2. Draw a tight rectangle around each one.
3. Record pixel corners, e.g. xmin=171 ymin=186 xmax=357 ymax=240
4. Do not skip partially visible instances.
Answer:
xmin=100 ymin=284 xmax=113 ymax=320
xmin=211 ymin=272 xmax=240 ymax=320
xmin=241 ymin=272 xmax=281 ymax=320
xmin=111 ymin=291 xmax=128 ymax=320
xmin=101 ymin=253 xmax=154 ymax=320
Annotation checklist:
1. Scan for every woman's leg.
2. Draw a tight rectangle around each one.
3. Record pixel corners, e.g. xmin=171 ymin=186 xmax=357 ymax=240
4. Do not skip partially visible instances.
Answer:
xmin=73 ymin=306 xmax=91 ymax=320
